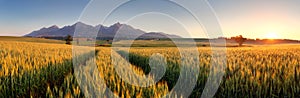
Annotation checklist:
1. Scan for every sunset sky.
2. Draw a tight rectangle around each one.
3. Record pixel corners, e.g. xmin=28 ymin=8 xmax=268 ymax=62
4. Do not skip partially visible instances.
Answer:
xmin=0 ymin=0 xmax=299 ymax=40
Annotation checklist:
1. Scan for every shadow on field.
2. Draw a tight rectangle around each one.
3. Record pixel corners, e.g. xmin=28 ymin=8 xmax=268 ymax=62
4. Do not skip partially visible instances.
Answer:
xmin=116 ymin=50 xmax=181 ymax=91
xmin=115 ymin=50 xmax=215 ymax=98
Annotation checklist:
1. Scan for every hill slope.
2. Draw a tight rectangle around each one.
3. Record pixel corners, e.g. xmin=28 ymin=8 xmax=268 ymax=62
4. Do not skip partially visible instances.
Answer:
xmin=25 ymin=22 xmax=181 ymax=40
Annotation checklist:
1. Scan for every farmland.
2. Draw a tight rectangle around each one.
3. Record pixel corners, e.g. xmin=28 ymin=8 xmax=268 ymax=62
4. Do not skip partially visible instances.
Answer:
xmin=0 ymin=40 xmax=300 ymax=97
xmin=0 ymin=36 xmax=65 ymax=44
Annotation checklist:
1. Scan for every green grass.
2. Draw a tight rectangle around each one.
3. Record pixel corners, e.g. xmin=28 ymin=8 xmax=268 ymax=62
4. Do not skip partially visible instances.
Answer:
xmin=111 ymin=40 xmax=209 ymax=47
xmin=0 ymin=36 xmax=240 ymax=47
xmin=0 ymin=36 xmax=65 ymax=44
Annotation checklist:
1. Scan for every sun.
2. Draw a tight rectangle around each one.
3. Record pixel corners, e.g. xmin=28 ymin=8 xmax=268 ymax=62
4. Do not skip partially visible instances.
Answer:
xmin=265 ymin=32 xmax=279 ymax=39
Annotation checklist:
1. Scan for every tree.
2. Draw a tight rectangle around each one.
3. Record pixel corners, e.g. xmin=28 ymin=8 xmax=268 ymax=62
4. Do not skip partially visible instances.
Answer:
xmin=65 ymin=35 xmax=73 ymax=45
xmin=106 ymin=40 xmax=110 ymax=44
xmin=234 ymin=35 xmax=247 ymax=46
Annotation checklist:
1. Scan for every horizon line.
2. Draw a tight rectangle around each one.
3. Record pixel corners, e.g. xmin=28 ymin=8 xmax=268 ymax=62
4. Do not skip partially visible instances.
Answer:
xmin=1 ymin=35 xmax=299 ymax=41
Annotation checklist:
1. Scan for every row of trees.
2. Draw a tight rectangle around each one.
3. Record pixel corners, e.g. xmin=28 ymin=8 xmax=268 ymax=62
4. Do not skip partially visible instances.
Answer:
xmin=65 ymin=35 xmax=248 ymax=46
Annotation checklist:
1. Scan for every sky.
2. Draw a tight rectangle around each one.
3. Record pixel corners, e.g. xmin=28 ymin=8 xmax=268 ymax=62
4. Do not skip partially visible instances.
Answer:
xmin=0 ymin=0 xmax=299 ymax=40
xmin=0 ymin=0 xmax=90 ymax=36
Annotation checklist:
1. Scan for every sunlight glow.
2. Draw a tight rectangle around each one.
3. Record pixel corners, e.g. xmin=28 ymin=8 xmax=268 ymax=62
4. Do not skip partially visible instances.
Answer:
xmin=265 ymin=32 xmax=279 ymax=39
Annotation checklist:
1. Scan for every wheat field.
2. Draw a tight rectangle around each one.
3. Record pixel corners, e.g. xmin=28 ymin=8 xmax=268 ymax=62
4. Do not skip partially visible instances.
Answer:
xmin=0 ymin=41 xmax=299 ymax=97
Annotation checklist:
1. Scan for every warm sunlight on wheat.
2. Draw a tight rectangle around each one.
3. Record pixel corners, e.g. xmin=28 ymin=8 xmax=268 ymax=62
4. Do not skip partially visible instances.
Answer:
xmin=0 ymin=41 xmax=300 ymax=97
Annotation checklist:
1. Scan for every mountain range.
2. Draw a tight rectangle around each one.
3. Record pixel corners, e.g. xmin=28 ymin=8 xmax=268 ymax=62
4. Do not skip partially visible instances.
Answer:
xmin=25 ymin=22 xmax=181 ymax=40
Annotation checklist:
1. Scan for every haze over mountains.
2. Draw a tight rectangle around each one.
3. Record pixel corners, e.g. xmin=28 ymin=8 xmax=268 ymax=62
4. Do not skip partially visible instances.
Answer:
xmin=25 ymin=22 xmax=181 ymax=39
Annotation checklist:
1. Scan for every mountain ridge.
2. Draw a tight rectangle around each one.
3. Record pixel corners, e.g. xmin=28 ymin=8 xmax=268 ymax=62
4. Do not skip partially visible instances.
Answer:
xmin=25 ymin=22 xmax=182 ymax=39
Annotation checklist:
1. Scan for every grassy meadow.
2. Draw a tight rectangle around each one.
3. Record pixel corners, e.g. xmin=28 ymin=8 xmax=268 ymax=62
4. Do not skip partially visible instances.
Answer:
xmin=0 ymin=38 xmax=300 ymax=97
xmin=0 ymin=36 xmax=65 ymax=44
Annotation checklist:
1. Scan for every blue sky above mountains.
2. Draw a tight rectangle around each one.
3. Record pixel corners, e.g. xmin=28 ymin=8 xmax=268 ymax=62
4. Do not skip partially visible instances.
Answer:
xmin=0 ymin=0 xmax=300 ymax=39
